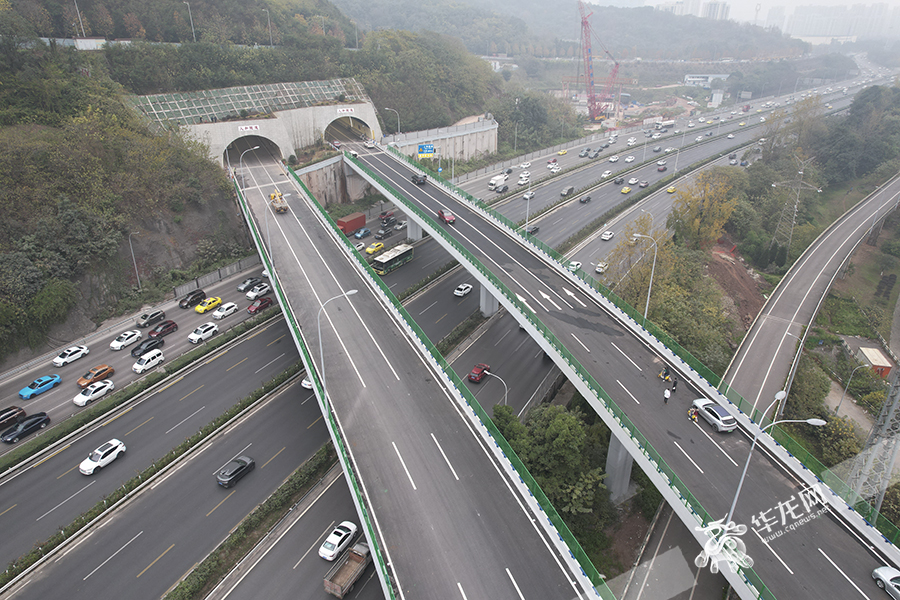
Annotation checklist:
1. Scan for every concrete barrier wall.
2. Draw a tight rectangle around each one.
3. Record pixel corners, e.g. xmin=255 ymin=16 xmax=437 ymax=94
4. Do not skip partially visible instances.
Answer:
xmin=173 ymin=255 xmax=261 ymax=298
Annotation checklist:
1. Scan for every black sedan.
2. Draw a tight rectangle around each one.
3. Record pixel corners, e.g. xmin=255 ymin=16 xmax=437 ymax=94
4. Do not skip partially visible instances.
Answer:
xmin=2 ymin=412 xmax=50 ymax=443
xmin=131 ymin=338 xmax=165 ymax=358
xmin=216 ymin=455 xmax=255 ymax=488
xmin=237 ymin=277 xmax=261 ymax=293
xmin=179 ymin=289 xmax=206 ymax=309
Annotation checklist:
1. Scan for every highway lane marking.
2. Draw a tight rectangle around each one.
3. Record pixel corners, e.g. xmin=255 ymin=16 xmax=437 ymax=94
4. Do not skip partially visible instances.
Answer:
xmin=610 ymin=342 xmax=643 ymax=371
xmin=125 ymin=417 xmax=154 ymax=436
xmin=83 ymin=530 xmax=142 ymax=580
xmin=57 ymin=464 xmax=80 ymax=479
xmin=0 ymin=504 xmax=16 ymax=517
xmin=31 ymin=443 xmax=71 ymax=469
xmin=506 ymin=568 xmax=525 ymax=599
xmin=817 ymin=547 xmax=870 ymax=598
xmin=137 ymin=543 xmax=174 ymax=578
xmin=617 ymin=381 xmax=640 ymax=405
xmin=261 ymin=447 xmax=285 ymax=469
xmin=672 ymin=441 xmax=704 ymax=474
xmin=267 ymin=334 xmax=287 ymax=346
xmin=255 ymin=353 xmax=286 ymax=374
xmin=295 ymin=523 xmax=336 ymax=569
xmin=156 ymin=376 xmax=184 ymax=395
xmin=515 ymin=292 xmax=542 ymax=313
xmin=431 ymin=433 xmax=459 ymax=481
xmin=392 ymin=442 xmax=417 ymax=490
xmin=457 ymin=582 xmax=468 ymax=599
xmin=564 ymin=288 xmax=587 ymax=308
xmin=419 ymin=300 xmax=438 ymax=315
xmin=570 ymin=333 xmax=591 ymax=353
xmin=750 ymin=527 xmax=794 ymax=575
xmin=226 ymin=357 xmax=249 ymax=372
xmin=179 ymin=384 xmax=204 ymax=402
xmin=691 ymin=422 xmax=738 ymax=467
xmin=307 ymin=415 xmax=323 ymax=429
xmin=102 ymin=404 xmax=135 ymax=427
xmin=514 ymin=335 xmax=531 ymax=353
xmin=435 ymin=313 xmax=448 ymax=323
xmin=165 ymin=406 xmax=205 ymax=435
xmin=539 ymin=290 xmax=562 ymax=310
xmin=494 ymin=330 xmax=510 ymax=346
xmin=207 ymin=490 xmax=236 ymax=517
xmin=37 ymin=481 xmax=95 ymax=521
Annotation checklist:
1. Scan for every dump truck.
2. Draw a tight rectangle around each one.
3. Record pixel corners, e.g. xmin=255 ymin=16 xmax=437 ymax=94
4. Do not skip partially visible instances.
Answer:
xmin=337 ymin=212 xmax=366 ymax=236
xmin=270 ymin=191 xmax=288 ymax=213
xmin=323 ymin=542 xmax=370 ymax=598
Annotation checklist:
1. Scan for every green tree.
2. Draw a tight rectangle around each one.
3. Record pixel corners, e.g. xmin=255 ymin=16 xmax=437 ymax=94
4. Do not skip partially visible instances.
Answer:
xmin=668 ymin=168 xmax=739 ymax=250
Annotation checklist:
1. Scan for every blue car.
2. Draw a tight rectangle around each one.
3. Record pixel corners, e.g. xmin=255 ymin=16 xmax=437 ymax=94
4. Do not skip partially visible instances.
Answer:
xmin=354 ymin=228 xmax=371 ymax=239
xmin=19 ymin=375 xmax=62 ymax=400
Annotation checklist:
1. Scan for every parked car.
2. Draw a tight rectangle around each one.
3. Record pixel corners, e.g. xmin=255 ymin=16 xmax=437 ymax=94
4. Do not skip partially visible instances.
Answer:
xmin=237 ymin=277 xmax=262 ymax=292
xmin=131 ymin=338 xmax=164 ymax=358
xmin=188 ymin=322 xmax=218 ymax=344
xmin=595 ymin=262 xmax=609 ymax=274
xmin=568 ymin=261 xmax=582 ymax=272
xmin=601 ymin=170 xmax=612 ymax=178
xmin=692 ymin=398 xmax=737 ymax=432
xmin=608 ymin=155 xmax=619 ymax=163
xmin=354 ymin=228 xmax=371 ymax=240
xmin=523 ymin=191 xmax=536 ymax=201
xmin=1 ymin=412 xmax=50 ymax=443
xmin=132 ymin=349 xmax=164 ymax=374
xmin=319 ymin=521 xmax=358 ymax=561
xmin=454 ymin=283 xmax=473 ymax=297
xmin=79 ymin=439 xmax=126 ymax=475
xmin=216 ymin=455 xmax=255 ymax=488
xmin=195 ymin=297 xmax=222 ymax=314
xmin=248 ymin=297 xmax=274 ymax=314
xmin=213 ymin=302 xmax=239 ymax=320
xmin=621 ymin=187 xmax=632 ymax=194
xmin=374 ymin=228 xmax=393 ymax=240
xmin=73 ymin=379 xmax=115 ymax=407
xmin=179 ymin=289 xmax=206 ymax=309
xmin=525 ymin=225 xmax=539 ymax=235
xmin=614 ymin=177 xmax=625 ymax=185
xmin=366 ymin=242 xmax=384 ymax=255
xmin=0 ymin=406 xmax=26 ymax=428
xmin=468 ymin=363 xmax=490 ymax=383
xmin=53 ymin=345 xmax=89 ymax=367
xmin=600 ymin=231 xmax=615 ymax=241
xmin=411 ymin=174 xmax=427 ymax=184
xmin=246 ymin=283 xmax=271 ymax=300
xmin=872 ymin=566 xmax=900 ymax=599
xmin=628 ymin=178 xmax=639 ymax=185
xmin=77 ymin=364 xmax=114 ymax=389
xmin=394 ymin=220 xmax=407 ymax=231
xmin=110 ymin=331 xmax=141 ymax=351
xmin=381 ymin=216 xmax=397 ymax=228
xmin=579 ymin=195 xmax=591 ymax=204
xmin=639 ymin=181 xmax=650 ymax=188
xmin=657 ymin=165 xmax=668 ymax=172
xmin=624 ymin=156 xmax=635 ymax=163
xmin=495 ymin=184 xmax=509 ymax=193
xmin=136 ymin=309 xmax=166 ymax=328
xmin=148 ymin=320 xmax=178 ymax=339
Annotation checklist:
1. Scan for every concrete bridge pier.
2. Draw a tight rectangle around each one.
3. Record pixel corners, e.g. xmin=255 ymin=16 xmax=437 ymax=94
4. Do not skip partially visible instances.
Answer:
xmin=606 ymin=435 xmax=635 ymax=505
xmin=479 ymin=286 xmax=499 ymax=317
xmin=406 ymin=221 xmax=424 ymax=241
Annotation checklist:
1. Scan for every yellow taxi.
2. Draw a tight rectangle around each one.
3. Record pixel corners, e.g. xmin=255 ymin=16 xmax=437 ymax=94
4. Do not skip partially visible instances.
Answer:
xmin=667 ymin=186 xmax=676 ymax=193
xmin=739 ymin=122 xmax=746 ymax=126
xmin=366 ymin=242 xmax=384 ymax=255
xmin=621 ymin=187 xmax=632 ymax=194
xmin=557 ymin=149 xmax=567 ymax=155
xmin=195 ymin=296 xmax=222 ymax=314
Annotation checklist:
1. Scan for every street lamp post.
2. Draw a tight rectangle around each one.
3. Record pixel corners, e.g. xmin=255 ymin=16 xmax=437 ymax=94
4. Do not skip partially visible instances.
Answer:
xmin=484 ymin=371 xmax=509 ymax=406
xmin=836 ymin=365 xmax=866 ymax=415
xmin=128 ymin=232 xmax=141 ymax=291
xmin=384 ymin=107 xmax=400 ymax=141
xmin=525 ymin=181 xmax=532 ymax=232
xmin=263 ymin=8 xmax=272 ymax=46
xmin=633 ymin=233 xmax=658 ymax=326
xmin=183 ymin=2 xmax=196 ymax=43
xmin=317 ymin=290 xmax=358 ymax=412
xmin=725 ymin=391 xmax=826 ymax=526
xmin=238 ymin=146 xmax=260 ymax=192
xmin=674 ymin=147 xmax=681 ymax=171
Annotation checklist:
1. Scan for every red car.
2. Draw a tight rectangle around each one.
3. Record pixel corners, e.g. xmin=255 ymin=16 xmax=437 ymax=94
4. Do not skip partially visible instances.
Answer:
xmin=469 ymin=363 xmax=490 ymax=383
xmin=148 ymin=320 xmax=178 ymax=338
xmin=547 ymin=158 xmax=557 ymax=164
xmin=248 ymin=297 xmax=274 ymax=314
xmin=437 ymin=209 xmax=455 ymax=224
xmin=657 ymin=165 xmax=668 ymax=172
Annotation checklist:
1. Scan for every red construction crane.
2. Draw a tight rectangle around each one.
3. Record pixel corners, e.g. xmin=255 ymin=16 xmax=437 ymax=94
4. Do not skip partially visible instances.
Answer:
xmin=579 ymin=0 xmax=619 ymax=121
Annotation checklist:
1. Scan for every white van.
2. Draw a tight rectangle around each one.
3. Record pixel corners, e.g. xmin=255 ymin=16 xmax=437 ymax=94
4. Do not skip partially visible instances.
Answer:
xmin=133 ymin=349 xmax=164 ymax=374
xmin=488 ymin=174 xmax=506 ymax=190
xmin=627 ymin=137 xmax=637 ymax=146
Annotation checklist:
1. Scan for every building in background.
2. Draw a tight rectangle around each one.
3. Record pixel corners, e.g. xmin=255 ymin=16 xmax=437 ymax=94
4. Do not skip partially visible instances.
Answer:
xmin=701 ymin=1 xmax=730 ymax=20
xmin=765 ymin=6 xmax=786 ymax=31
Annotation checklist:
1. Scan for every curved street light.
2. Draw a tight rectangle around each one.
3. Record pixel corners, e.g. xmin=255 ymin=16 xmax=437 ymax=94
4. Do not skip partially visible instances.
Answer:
xmin=128 ymin=231 xmax=141 ymax=291
xmin=725 ymin=390 xmax=826 ymax=526
xmin=632 ymin=233 xmax=658 ymax=327
xmin=484 ymin=371 xmax=509 ymax=406
xmin=238 ymin=146 xmax=260 ymax=191
xmin=183 ymin=2 xmax=195 ymax=43
xmin=836 ymin=364 xmax=866 ymax=415
xmin=384 ymin=107 xmax=400 ymax=141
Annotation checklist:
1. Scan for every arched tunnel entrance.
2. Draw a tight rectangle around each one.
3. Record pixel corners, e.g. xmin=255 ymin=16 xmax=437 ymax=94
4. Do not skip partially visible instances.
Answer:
xmin=325 ymin=116 xmax=376 ymax=145
xmin=224 ymin=135 xmax=282 ymax=172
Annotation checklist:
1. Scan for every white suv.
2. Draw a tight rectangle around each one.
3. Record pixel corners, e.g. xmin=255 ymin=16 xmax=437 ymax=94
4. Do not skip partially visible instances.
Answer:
xmin=188 ymin=322 xmax=218 ymax=344
xmin=80 ymin=439 xmax=126 ymax=475
xmin=133 ymin=349 xmax=164 ymax=374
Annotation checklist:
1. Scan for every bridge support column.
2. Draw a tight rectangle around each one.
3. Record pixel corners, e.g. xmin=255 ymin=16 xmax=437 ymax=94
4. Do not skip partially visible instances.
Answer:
xmin=479 ymin=286 xmax=499 ymax=317
xmin=606 ymin=435 xmax=635 ymax=505
xmin=406 ymin=220 xmax=424 ymax=241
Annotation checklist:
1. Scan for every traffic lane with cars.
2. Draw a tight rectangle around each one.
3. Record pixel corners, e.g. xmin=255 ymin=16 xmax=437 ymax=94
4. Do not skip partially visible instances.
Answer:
xmin=0 ymin=318 xmax=297 ymax=568
xmin=12 ymin=382 xmax=327 ymax=600
xmin=380 ymin=237 xmax=454 ymax=294
xmin=245 ymin=155 xmax=588 ymax=598
xmin=364 ymin=150 xmax=897 ymax=600
xmin=404 ymin=268 xmax=481 ymax=344
xmin=0 ymin=271 xmax=274 ymax=432
xmin=223 ymin=473 xmax=384 ymax=600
